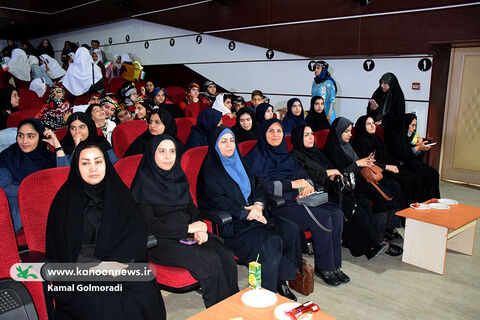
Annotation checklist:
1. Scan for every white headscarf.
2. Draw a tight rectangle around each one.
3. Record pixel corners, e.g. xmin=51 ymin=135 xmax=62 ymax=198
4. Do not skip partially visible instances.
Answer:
xmin=92 ymin=49 xmax=102 ymax=65
xmin=63 ymin=47 xmax=103 ymax=96
xmin=39 ymin=54 xmax=66 ymax=80
xmin=27 ymin=55 xmax=39 ymax=66
xmin=7 ymin=49 xmax=31 ymax=81
xmin=29 ymin=78 xmax=47 ymax=98
xmin=113 ymin=54 xmax=121 ymax=68
xmin=121 ymin=52 xmax=133 ymax=63
xmin=211 ymin=93 xmax=231 ymax=115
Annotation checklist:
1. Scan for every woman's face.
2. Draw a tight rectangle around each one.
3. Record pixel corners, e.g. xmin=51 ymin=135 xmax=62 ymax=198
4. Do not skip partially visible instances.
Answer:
xmin=251 ymin=95 xmax=263 ymax=107
xmin=10 ymin=90 xmax=20 ymax=108
xmin=234 ymin=101 xmax=244 ymax=111
xmin=313 ymin=98 xmax=324 ymax=113
xmin=54 ymin=92 xmax=64 ymax=100
xmin=116 ymin=56 xmax=121 ymax=64
xmin=17 ymin=123 xmax=39 ymax=153
xmin=134 ymin=104 xmax=147 ymax=119
xmin=264 ymin=106 xmax=274 ymax=120
xmin=155 ymin=91 xmax=165 ymax=104
xmin=239 ymin=113 xmax=252 ymax=131
xmin=102 ymin=103 xmax=116 ymax=118
xmin=303 ymin=126 xmax=315 ymax=148
xmin=92 ymin=53 xmax=98 ymax=62
xmin=365 ymin=117 xmax=376 ymax=134
xmin=291 ymin=101 xmax=302 ymax=116
xmin=117 ymin=110 xmax=132 ymax=123
xmin=68 ymin=57 xmax=74 ymax=64
xmin=314 ymin=65 xmax=323 ymax=76
xmin=65 ymin=42 xmax=70 ymax=49
xmin=408 ymin=119 xmax=417 ymax=135
xmin=146 ymin=81 xmax=154 ymax=92
xmin=155 ymin=139 xmax=176 ymax=171
xmin=91 ymin=106 xmax=106 ymax=122
xmin=78 ymin=147 xmax=106 ymax=185
xmin=224 ymin=98 xmax=232 ymax=111
xmin=341 ymin=124 xmax=353 ymax=143
xmin=207 ymin=84 xmax=216 ymax=95
xmin=217 ymin=132 xmax=235 ymax=158
xmin=148 ymin=113 xmax=165 ymax=135
xmin=70 ymin=119 xmax=89 ymax=141
xmin=129 ymin=91 xmax=138 ymax=102
xmin=266 ymin=122 xmax=283 ymax=147
xmin=190 ymin=87 xmax=199 ymax=98
xmin=381 ymin=81 xmax=390 ymax=92
xmin=42 ymin=40 xmax=48 ymax=48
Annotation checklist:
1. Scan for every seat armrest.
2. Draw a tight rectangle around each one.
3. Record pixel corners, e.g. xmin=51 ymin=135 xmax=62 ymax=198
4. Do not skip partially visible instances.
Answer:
xmin=267 ymin=195 xmax=285 ymax=208
xmin=147 ymin=235 xmax=158 ymax=249
xmin=20 ymin=250 xmax=46 ymax=263
xmin=200 ymin=209 xmax=233 ymax=226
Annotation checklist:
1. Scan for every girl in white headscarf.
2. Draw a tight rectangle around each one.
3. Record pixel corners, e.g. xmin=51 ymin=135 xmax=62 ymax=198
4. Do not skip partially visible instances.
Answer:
xmin=212 ymin=93 xmax=235 ymax=117
xmin=39 ymin=54 xmax=66 ymax=81
xmin=7 ymin=48 xmax=31 ymax=81
xmin=63 ymin=47 xmax=103 ymax=97
xmin=29 ymin=55 xmax=54 ymax=87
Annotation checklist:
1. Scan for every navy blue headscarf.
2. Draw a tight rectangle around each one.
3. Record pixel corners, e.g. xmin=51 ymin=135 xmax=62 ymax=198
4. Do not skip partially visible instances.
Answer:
xmin=255 ymin=103 xmax=273 ymax=126
xmin=244 ymin=118 xmax=302 ymax=178
xmin=185 ymin=108 xmax=222 ymax=149
xmin=282 ymin=98 xmax=306 ymax=136
xmin=0 ymin=118 xmax=56 ymax=182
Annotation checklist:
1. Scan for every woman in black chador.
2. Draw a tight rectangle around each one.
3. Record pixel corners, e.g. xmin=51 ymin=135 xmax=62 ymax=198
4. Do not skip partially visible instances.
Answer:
xmin=387 ymin=113 xmax=440 ymax=200
xmin=46 ymin=141 xmax=166 ymax=320
xmin=131 ymin=134 xmax=238 ymax=308
xmin=305 ymin=96 xmax=330 ymax=132
xmin=323 ymin=117 xmax=403 ymax=255
xmin=197 ymin=126 xmax=301 ymax=300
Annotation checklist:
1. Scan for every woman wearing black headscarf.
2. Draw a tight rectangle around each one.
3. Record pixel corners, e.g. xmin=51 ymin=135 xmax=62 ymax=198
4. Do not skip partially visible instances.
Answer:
xmin=36 ymin=39 xmax=55 ymax=58
xmin=0 ymin=88 xmax=20 ymax=129
xmin=197 ymin=126 xmax=301 ymax=300
xmin=323 ymin=117 xmax=403 ymax=255
xmin=354 ymin=115 xmax=426 ymax=209
xmin=46 ymin=141 xmax=166 ymax=320
xmin=185 ymin=108 xmax=222 ymax=149
xmin=232 ymin=107 xmax=259 ymax=143
xmin=305 ymin=96 xmax=330 ymax=132
xmin=0 ymin=118 xmax=56 ymax=233
xmin=57 ymin=112 xmax=118 ymax=165
xmin=291 ymin=124 xmax=390 ymax=259
xmin=387 ymin=113 xmax=440 ymax=200
xmin=254 ymin=102 xmax=274 ymax=127
xmin=282 ymin=98 xmax=307 ymax=136
xmin=125 ymin=109 xmax=186 ymax=157
xmin=131 ymin=135 xmax=238 ymax=308
xmin=245 ymin=119 xmax=347 ymax=286
xmin=151 ymin=87 xmax=184 ymax=119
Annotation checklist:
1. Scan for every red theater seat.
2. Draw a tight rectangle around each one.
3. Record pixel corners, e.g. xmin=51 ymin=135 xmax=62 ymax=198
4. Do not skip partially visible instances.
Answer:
xmin=221 ymin=115 xmax=236 ymax=127
xmin=285 ymin=135 xmax=293 ymax=152
xmin=111 ymin=120 xmax=148 ymax=158
xmin=175 ymin=117 xmax=197 ymax=145
xmin=314 ymin=129 xmax=329 ymax=149
xmin=18 ymin=89 xmax=45 ymax=110
xmin=6 ymin=109 xmax=41 ymax=128
xmin=165 ymin=86 xmax=186 ymax=104
xmin=180 ymin=146 xmax=208 ymax=206
xmin=184 ymin=102 xmax=210 ymax=118
xmin=114 ymin=154 xmax=142 ymax=188
xmin=109 ymin=78 xmax=127 ymax=96
xmin=238 ymin=140 xmax=257 ymax=156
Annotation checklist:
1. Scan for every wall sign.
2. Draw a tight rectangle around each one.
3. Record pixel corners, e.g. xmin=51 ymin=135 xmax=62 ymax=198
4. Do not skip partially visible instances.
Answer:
xmin=363 ymin=59 xmax=375 ymax=72
xmin=108 ymin=37 xmax=113 ymax=44
xmin=308 ymin=60 xmax=316 ymax=72
xmin=169 ymin=38 xmax=175 ymax=47
xmin=196 ymin=35 xmax=202 ymax=44
xmin=266 ymin=49 xmax=274 ymax=60
xmin=125 ymin=35 xmax=130 ymax=42
xmin=228 ymin=41 xmax=236 ymax=51
xmin=144 ymin=41 xmax=149 ymax=49
xmin=418 ymin=58 xmax=432 ymax=72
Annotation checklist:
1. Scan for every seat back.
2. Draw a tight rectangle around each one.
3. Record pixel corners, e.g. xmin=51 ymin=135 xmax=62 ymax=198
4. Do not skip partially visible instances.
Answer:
xmin=285 ymin=135 xmax=293 ymax=152
xmin=175 ymin=117 xmax=197 ymax=144
xmin=111 ymin=120 xmax=148 ymax=158
xmin=114 ymin=154 xmax=143 ymax=188
xmin=18 ymin=89 xmax=45 ymax=110
xmin=221 ymin=115 xmax=236 ymax=127
xmin=180 ymin=146 xmax=208 ymax=206
xmin=184 ymin=102 xmax=209 ymax=118
xmin=18 ymin=167 xmax=69 ymax=253
xmin=314 ymin=129 xmax=329 ymax=149
xmin=6 ymin=109 xmax=41 ymax=128
xmin=375 ymin=125 xmax=385 ymax=141
xmin=135 ymin=80 xmax=146 ymax=95
xmin=109 ymin=78 xmax=127 ymax=96
xmin=72 ymin=95 xmax=88 ymax=106
xmin=0 ymin=189 xmax=19 ymax=278
xmin=165 ymin=86 xmax=186 ymax=103
xmin=238 ymin=140 xmax=257 ymax=156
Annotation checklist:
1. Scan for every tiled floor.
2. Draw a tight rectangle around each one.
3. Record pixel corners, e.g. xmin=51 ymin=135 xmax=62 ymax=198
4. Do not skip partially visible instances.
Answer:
xmin=163 ymin=181 xmax=480 ymax=319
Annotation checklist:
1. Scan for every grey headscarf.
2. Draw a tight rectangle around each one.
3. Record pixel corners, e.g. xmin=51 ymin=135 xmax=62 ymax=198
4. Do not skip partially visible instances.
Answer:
xmin=335 ymin=117 xmax=359 ymax=161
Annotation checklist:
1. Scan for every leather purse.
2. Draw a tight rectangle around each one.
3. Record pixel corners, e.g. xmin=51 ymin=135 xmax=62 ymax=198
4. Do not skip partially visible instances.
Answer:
xmin=360 ymin=165 xmax=392 ymax=201
xmin=288 ymin=258 xmax=314 ymax=296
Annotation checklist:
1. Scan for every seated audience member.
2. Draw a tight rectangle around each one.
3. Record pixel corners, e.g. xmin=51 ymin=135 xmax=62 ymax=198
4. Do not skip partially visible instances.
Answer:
xmin=72 ymin=92 xmax=102 ymax=113
xmin=245 ymin=120 xmax=347 ymax=286
xmin=179 ymin=83 xmax=201 ymax=111
xmin=120 ymin=83 xmax=138 ymax=107
xmin=232 ymin=108 xmax=259 ymax=143
xmin=29 ymin=55 xmax=54 ymax=88
xmin=2 ymin=39 xmax=17 ymax=58
xmin=57 ymin=112 xmax=118 ymax=165
xmin=7 ymin=49 xmax=31 ymax=84
xmin=201 ymin=80 xmax=217 ymax=105
xmin=134 ymin=95 xmax=153 ymax=121
xmin=85 ymin=104 xmax=116 ymax=144
xmin=290 ymin=124 xmax=389 ymax=259
xmin=20 ymin=40 xmax=37 ymax=56
xmin=115 ymin=103 xmax=132 ymax=124
xmin=197 ymin=126 xmax=301 ymax=300
xmin=0 ymin=119 xmax=57 ymax=233
xmin=185 ymin=108 xmax=222 ymax=149
xmin=39 ymin=54 xmax=66 ymax=82
xmin=305 ymin=96 xmax=330 ymax=132
xmin=212 ymin=93 xmax=235 ymax=118
xmin=354 ymin=115 xmax=425 ymax=209
xmin=100 ymin=94 xmax=119 ymax=122
xmin=63 ymin=47 xmax=104 ymax=103
xmin=255 ymin=103 xmax=274 ymax=127
xmin=46 ymin=141 xmax=166 ymax=320
xmin=323 ymin=118 xmax=403 ymax=253
xmin=106 ymin=54 xmax=122 ymax=83
xmin=119 ymin=52 xmax=135 ymax=81
xmin=131 ymin=135 xmax=238 ymax=307
xmin=250 ymin=90 xmax=264 ymax=110
xmin=282 ymin=98 xmax=306 ymax=136
xmin=388 ymin=113 xmax=440 ymax=200
xmin=233 ymin=96 xmax=246 ymax=113
xmin=152 ymin=87 xmax=184 ymax=119
xmin=0 ymin=88 xmax=20 ymax=129
xmin=90 ymin=39 xmax=106 ymax=62
xmin=125 ymin=109 xmax=186 ymax=157
xmin=36 ymin=39 xmax=54 ymax=58
xmin=143 ymin=80 xmax=155 ymax=96
xmin=36 ymin=87 xmax=71 ymax=131
xmin=92 ymin=49 xmax=106 ymax=78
